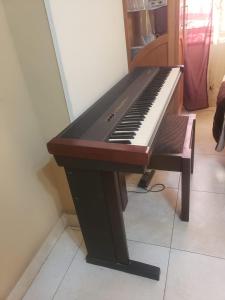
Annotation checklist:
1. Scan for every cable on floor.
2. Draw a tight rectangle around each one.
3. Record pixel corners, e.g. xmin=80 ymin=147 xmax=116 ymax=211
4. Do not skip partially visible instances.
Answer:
xmin=127 ymin=183 xmax=166 ymax=194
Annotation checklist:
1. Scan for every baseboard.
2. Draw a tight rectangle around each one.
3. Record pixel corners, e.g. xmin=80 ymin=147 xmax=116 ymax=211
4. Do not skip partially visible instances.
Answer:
xmin=64 ymin=213 xmax=80 ymax=228
xmin=6 ymin=213 xmax=78 ymax=300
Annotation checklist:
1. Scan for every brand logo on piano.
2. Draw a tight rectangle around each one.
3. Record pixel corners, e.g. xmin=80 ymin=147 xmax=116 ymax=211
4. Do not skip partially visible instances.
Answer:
xmin=106 ymin=97 xmax=128 ymax=122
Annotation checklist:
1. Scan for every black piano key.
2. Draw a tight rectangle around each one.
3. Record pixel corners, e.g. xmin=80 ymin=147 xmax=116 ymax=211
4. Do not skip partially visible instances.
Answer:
xmin=122 ymin=116 xmax=142 ymax=122
xmin=122 ymin=117 xmax=145 ymax=122
xmin=131 ymin=106 xmax=149 ymax=110
xmin=130 ymin=107 xmax=148 ymax=110
xmin=128 ymin=110 xmax=148 ymax=114
xmin=125 ymin=114 xmax=145 ymax=118
xmin=129 ymin=108 xmax=149 ymax=111
xmin=128 ymin=113 xmax=148 ymax=117
xmin=138 ymin=97 xmax=156 ymax=100
xmin=120 ymin=121 xmax=142 ymax=126
xmin=109 ymin=140 xmax=131 ymax=144
xmin=130 ymin=107 xmax=150 ymax=111
xmin=115 ymin=128 xmax=139 ymax=132
xmin=116 ymin=125 xmax=140 ymax=130
xmin=133 ymin=103 xmax=151 ymax=106
xmin=129 ymin=106 xmax=150 ymax=110
xmin=110 ymin=135 xmax=135 ymax=140
xmin=114 ymin=132 xmax=136 ymax=135
xmin=111 ymin=131 xmax=136 ymax=137
xmin=106 ymin=67 xmax=173 ymax=144
xmin=116 ymin=123 xmax=141 ymax=127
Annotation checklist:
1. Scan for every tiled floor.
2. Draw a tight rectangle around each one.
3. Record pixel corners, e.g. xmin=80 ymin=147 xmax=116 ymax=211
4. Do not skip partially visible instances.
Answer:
xmin=23 ymin=109 xmax=225 ymax=300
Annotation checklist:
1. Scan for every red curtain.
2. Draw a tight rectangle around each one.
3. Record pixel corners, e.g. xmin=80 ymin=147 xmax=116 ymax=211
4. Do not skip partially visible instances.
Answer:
xmin=184 ymin=0 xmax=213 ymax=110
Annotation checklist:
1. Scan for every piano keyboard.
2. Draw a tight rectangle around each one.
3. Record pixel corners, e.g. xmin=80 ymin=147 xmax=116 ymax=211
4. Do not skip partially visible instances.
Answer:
xmin=108 ymin=67 xmax=181 ymax=147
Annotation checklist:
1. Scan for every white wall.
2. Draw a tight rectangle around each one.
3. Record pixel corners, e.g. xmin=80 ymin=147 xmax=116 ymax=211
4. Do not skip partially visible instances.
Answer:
xmin=45 ymin=0 xmax=128 ymax=120
xmin=0 ymin=2 xmax=128 ymax=296
xmin=3 ymin=0 xmax=74 ymax=214
xmin=3 ymin=0 xmax=70 ymax=143
xmin=0 ymin=1 xmax=63 ymax=297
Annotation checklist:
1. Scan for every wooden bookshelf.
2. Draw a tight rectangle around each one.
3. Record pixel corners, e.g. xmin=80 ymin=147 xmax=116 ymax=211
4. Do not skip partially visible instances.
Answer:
xmin=123 ymin=0 xmax=184 ymax=70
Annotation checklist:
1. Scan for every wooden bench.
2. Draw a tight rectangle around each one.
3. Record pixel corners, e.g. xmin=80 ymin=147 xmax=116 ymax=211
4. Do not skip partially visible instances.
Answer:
xmin=143 ymin=114 xmax=196 ymax=222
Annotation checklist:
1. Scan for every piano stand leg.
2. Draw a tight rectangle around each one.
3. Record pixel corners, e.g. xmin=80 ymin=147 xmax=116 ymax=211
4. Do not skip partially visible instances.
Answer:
xmin=65 ymin=168 xmax=160 ymax=281
xmin=86 ymin=256 xmax=160 ymax=281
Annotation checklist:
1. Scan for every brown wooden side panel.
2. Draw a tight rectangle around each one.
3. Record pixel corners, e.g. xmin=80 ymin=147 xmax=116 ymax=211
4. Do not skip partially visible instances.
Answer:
xmin=165 ymin=75 xmax=184 ymax=115
xmin=47 ymin=138 xmax=150 ymax=167
xmin=168 ymin=0 xmax=180 ymax=65
xmin=130 ymin=35 xmax=168 ymax=70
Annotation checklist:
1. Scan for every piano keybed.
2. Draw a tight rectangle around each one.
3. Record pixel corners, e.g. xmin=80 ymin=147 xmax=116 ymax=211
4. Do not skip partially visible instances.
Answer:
xmin=108 ymin=67 xmax=181 ymax=147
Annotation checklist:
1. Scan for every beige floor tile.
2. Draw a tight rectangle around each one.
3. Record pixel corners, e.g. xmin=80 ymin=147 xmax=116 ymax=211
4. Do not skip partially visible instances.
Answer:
xmin=165 ymin=250 xmax=225 ymax=300
xmin=23 ymin=228 xmax=82 ymax=300
xmin=124 ymin=188 xmax=178 ymax=247
xmin=172 ymin=191 xmax=225 ymax=258
xmin=54 ymin=241 xmax=170 ymax=300
xmin=191 ymin=154 xmax=225 ymax=194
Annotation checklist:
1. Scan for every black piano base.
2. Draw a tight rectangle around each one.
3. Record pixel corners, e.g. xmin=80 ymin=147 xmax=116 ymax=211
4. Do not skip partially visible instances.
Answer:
xmin=86 ymin=256 xmax=160 ymax=281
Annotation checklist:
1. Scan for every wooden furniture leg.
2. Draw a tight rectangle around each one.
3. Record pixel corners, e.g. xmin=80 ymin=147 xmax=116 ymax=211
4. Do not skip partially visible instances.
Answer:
xmin=191 ymin=119 xmax=196 ymax=174
xmin=181 ymin=157 xmax=191 ymax=222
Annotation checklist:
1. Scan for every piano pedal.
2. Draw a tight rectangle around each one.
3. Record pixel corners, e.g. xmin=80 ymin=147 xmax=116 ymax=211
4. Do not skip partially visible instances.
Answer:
xmin=138 ymin=170 xmax=155 ymax=189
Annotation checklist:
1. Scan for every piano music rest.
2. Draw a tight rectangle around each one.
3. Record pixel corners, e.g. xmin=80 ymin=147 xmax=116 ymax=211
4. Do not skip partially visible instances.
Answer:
xmin=147 ymin=114 xmax=196 ymax=222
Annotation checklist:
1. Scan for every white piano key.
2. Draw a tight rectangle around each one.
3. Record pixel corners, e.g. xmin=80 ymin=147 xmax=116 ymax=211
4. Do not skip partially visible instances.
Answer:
xmin=131 ymin=68 xmax=181 ymax=147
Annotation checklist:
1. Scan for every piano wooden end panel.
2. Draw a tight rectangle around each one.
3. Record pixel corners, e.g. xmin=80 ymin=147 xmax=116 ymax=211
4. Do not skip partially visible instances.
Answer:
xmin=47 ymin=137 xmax=151 ymax=171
